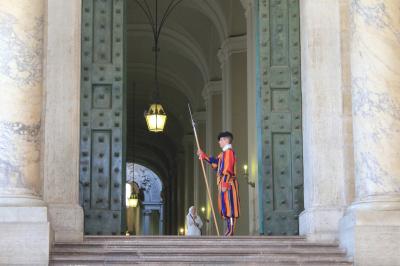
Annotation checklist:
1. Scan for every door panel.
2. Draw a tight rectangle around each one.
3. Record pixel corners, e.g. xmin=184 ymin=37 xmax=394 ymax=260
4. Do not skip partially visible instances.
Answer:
xmin=80 ymin=0 xmax=125 ymax=235
xmin=259 ymin=0 xmax=303 ymax=236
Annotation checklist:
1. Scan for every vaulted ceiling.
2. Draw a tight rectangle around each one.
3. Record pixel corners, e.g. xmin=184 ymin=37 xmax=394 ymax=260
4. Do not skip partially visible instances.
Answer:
xmin=126 ymin=0 xmax=246 ymax=183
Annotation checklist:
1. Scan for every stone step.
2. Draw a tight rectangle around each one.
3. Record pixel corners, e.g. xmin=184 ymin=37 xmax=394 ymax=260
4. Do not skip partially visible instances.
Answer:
xmin=51 ymin=253 xmax=352 ymax=264
xmin=84 ymin=235 xmax=306 ymax=239
xmin=50 ymin=261 xmax=353 ymax=266
xmin=54 ymin=241 xmax=340 ymax=248
xmin=50 ymin=255 xmax=352 ymax=266
xmin=50 ymin=236 xmax=353 ymax=266
xmin=51 ymin=251 xmax=348 ymax=258
xmin=84 ymin=236 xmax=307 ymax=241
xmin=52 ymin=255 xmax=351 ymax=265
xmin=52 ymin=246 xmax=345 ymax=254
xmin=56 ymin=236 xmax=339 ymax=247
xmin=51 ymin=259 xmax=353 ymax=266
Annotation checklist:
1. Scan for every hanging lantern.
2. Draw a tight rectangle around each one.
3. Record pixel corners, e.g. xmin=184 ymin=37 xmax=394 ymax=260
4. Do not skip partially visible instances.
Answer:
xmin=127 ymin=193 xmax=139 ymax=208
xmin=134 ymin=0 xmax=182 ymax=133
xmin=144 ymin=103 xmax=167 ymax=132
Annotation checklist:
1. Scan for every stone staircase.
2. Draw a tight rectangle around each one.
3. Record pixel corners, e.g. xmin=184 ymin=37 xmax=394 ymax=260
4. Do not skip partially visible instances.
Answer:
xmin=50 ymin=236 xmax=353 ymax=265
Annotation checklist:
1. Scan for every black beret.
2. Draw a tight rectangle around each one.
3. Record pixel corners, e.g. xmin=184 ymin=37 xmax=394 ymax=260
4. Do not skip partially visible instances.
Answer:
xmin=217 ymin=131 xmax=233 ymax=141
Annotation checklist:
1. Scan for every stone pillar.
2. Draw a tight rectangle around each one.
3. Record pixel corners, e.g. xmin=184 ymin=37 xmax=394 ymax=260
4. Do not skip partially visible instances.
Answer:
xmin=202 ymin=81 xmax=221 ymax=186
xmin=0 ymin=1 xmax=50 ymax=264
xmin=339 ymin=0 xmax=356 ymax=208
xmin=159 ymin=206 xmax=164 ymax=235
xmin=202 ymin=81 xmax=223 ymax=235
xmin=129 ymin=204 xmax=141 ymax=235
xmin=241 ymin=0 xmax=259 ymax=235
xmin=299 ymin=0 xmax=349 ymax=242
xmin=340 ymin=1 xmax=400 ymax=265
xmin=142 ymin=209 xmax=151 ymax=235
xmin=218 ymin=36 xmax=247 ymax=131
xmin=218 ymin=35 xmax=249 ymax=235
xmin=182 ymin=135 xmax=194 ymax=211
xmin=176 ymin=151 xmax=185 ymax=231
xmin=42 ymin=0 xmax=83 ymax=243
xmin=192 ymin=112 xmax=206 ymax=211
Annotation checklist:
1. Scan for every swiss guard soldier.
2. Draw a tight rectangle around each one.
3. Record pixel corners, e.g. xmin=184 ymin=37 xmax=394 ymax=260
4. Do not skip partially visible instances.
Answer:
xmin=197 ymin=131 xmax=240 ymax=236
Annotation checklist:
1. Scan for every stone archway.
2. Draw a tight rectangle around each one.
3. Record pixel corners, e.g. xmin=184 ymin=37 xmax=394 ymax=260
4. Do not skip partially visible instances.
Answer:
xmin=127 ymin=163 xmax=164 ymax=235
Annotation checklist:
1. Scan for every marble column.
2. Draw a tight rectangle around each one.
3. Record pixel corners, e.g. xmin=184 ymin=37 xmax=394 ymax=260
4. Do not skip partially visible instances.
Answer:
xmin=299 ymin=0 xmax=350 ymax=242
xmin=0 ymin=0 xmax=50 ymax=264
xmin=340 ymin=1 xmax=400 ymax=265
xmin=202 ymin=81 xmax=223 ymax=235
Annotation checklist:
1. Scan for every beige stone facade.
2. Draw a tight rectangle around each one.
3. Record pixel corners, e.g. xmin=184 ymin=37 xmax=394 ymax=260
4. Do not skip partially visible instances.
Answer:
xmin=0 ymin=0 xmax=399 ymax=265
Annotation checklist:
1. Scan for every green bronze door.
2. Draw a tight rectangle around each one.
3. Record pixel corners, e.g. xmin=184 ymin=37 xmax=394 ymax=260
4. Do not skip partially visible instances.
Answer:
xmin=80 ymin=0 xmax=126 ymax=235
xmin=258 ymin=0 xmax=303 ymax=235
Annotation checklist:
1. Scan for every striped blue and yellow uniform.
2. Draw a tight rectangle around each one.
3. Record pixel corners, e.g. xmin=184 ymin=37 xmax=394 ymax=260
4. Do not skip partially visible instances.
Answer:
xmin=204 ymin=149 xmax=240 ymax=219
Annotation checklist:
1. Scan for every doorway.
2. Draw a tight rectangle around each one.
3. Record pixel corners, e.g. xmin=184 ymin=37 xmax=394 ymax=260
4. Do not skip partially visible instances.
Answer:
xmin=79 ymin=0 xmax=303 ymax=236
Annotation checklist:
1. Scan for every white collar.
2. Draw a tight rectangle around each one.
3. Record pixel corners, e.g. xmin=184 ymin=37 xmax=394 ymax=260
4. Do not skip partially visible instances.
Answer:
xmin=222 ymin=144 xmax=232 ymax=151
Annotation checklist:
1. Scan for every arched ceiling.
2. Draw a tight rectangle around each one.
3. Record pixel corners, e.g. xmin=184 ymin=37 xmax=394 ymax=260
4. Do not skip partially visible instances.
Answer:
xmin=126 ymin=0 xmax=246 ymax=179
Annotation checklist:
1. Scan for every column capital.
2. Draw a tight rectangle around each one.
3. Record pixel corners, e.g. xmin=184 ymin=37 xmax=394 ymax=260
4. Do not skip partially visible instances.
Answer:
xmin=240 ymin=0 xmax=254 ymax=18
xmin=193 ymin=111 xmax=206 ymax=124
xmin=202 ymin=80 xmax=222 ymax=102
xmin=217 ymin=35 xmax=247 ymax=67
xmin=143 ymin=209 xmax=152 ymax=215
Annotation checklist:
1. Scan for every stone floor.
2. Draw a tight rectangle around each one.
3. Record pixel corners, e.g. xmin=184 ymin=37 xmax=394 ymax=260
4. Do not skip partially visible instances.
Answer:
xmin=50 ymin=236 xmax=353 ymax=265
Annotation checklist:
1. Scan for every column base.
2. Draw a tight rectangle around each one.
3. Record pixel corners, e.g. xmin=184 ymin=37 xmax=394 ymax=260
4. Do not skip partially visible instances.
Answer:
xmin=0 ymin=188 xmax=46 ymax=207
xmin=48 ymin=203 xmax=83 ymax=242
xmin=248 ymin=185 xmax=259 ymax=235
xmin=299 ymin=206 xmax=345 ymax=242
xmin=0 ymin=206 xmax=50 ymax=265
xmin=340 ymin=200 xmax=400 ymax=266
